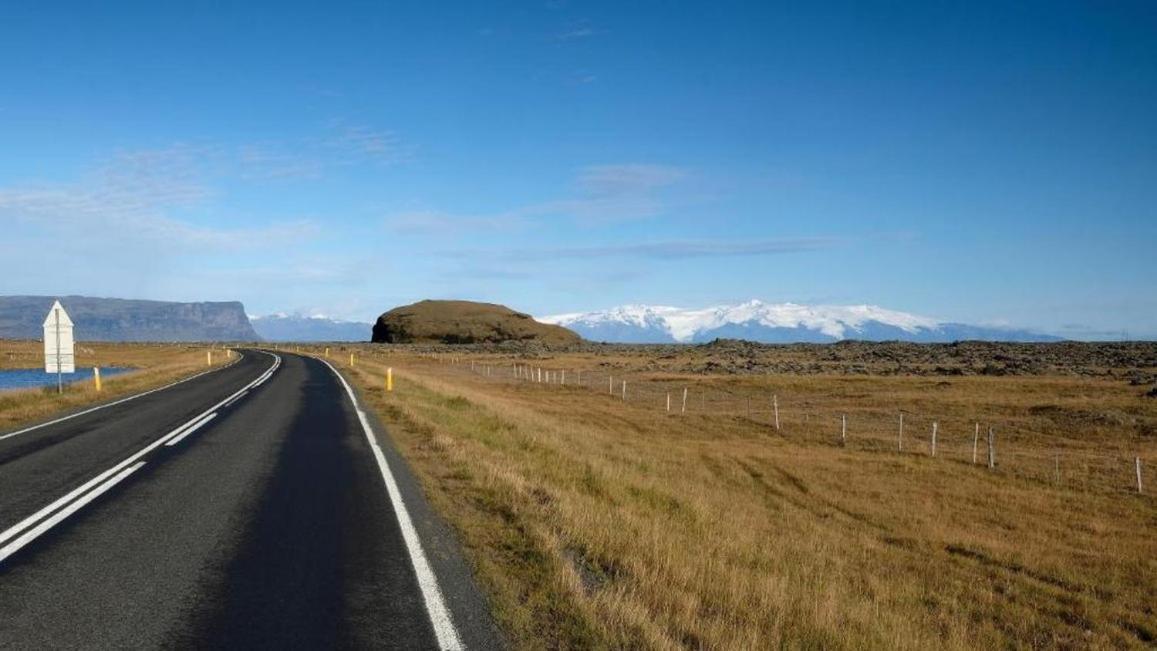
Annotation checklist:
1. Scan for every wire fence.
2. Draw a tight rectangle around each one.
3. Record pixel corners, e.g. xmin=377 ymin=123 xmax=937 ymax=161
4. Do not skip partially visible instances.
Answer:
xmin=375 ymin=351 xmax=1153 ymax=497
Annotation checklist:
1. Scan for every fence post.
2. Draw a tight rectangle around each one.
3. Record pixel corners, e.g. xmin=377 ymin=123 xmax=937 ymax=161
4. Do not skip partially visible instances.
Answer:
xmin=898 ymin=413 xmax=903 ymax=452
xmin=666 ymin=392 xmax=671 ymax=413
xmin=1137 ymin=457 xmax=1144 ymax=494
xmin=841 ymin=414 xmax=847 ymax=445
xmin=988 ymin=427 xmax=996 ymax=469
xmin=973 ymin=423 xmax=979 ymax=464
xmin=609 ymin=376 xmax=614 ymax=395
xmin=621 ymin=380 xmax=627 ymax=402
xmin=682 ymin=387 xmax=688 ymax=415
xmin=1054 ymin=451 xmax=1060 ymax=485
xmin=931 ymin=422 xmax=938 ymax=457
xmin=561 ymin=370 xmax=565 ymax=386
xmin=773 ymin=395 xmax=779 ymax=430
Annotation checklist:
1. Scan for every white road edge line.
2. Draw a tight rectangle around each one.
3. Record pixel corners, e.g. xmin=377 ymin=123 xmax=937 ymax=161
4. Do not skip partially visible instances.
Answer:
xmin=165 ymin=412 xmax=218 ymax=447
xmin=322 ymin=359 xmax=464 ymax=651
xmin=0 ymin=353 xmax=281 ymax=551
xmin=0 ymin=461 xmax=147 ymax=563
xmin=0 ymin=351 xmax=246 ymax=442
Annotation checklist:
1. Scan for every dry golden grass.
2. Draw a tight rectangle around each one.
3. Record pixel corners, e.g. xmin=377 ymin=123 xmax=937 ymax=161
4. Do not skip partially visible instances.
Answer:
xmin=316 ymin=345 xmax=1155 ymax=649
xmin=0 ymin=340 xmax=229 ymax=432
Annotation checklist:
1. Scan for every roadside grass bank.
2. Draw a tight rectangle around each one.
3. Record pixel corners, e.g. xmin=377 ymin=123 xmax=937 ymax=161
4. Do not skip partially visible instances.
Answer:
xmin=0 ymin=340 xmax=232 ymax=433
xmin=326 ymin=345 xmax=1156 ymax=650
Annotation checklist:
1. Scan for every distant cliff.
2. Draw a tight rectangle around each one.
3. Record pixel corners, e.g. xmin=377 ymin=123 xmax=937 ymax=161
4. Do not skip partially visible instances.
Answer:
xmin=0 ymin=295 xmax=260 ymax=342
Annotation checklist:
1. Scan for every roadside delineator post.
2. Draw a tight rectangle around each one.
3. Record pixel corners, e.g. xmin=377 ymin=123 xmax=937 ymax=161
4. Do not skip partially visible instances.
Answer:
xmin=931 ymin=422 xmax=938 ymax=457
xmin=350 ymin=352 xmax=356 ymax=367
xmin=207 ymin=350 xmax=212 ymax=366
xmin=93 ymin=367 xmax=102 ymax=392
xmin=773 ymin=394 xmax=779 ymax=430
xmin=1137 ymin=457 xmax=1144 ymax=494
xmin=682 ymin=387 xmax=688 ymax=415
xmin=387 ymin=367 xmax=394 ymax=392
xmin=325 ymin=347 xmax=330 ymax=359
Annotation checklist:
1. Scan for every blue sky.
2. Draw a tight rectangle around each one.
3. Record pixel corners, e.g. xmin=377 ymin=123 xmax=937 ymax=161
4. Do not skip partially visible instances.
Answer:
xmin=1 ymin=1 xmax=1154 ymax=338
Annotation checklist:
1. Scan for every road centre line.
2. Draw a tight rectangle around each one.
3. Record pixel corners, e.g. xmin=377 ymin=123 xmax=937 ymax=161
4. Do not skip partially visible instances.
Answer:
xmin=0 ymin=462 xmax=147 ymax=563
xmin=0 ymin=351 xmax=245 ymax=443
xmin=0 ymin=353 xmax=280 ymax=558
xmin=165 ymin=412 xmax=218 ymax=447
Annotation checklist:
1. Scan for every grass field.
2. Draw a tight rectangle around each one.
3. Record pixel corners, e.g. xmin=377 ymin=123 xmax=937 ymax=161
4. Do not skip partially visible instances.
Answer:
xmin=0 ymin=340 xmax=229 ymax=433
xmin=311 ymin=343 xmax=1156 ymax=650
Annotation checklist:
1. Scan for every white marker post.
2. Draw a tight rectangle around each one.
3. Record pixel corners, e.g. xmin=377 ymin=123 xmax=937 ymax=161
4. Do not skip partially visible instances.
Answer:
xmin=682 ymin=387 xmax=688 ymax=415
xmin=43 ymin=300 xmax=75 ymax=394
xmin=931 ymin=422 xmax=938 ymax=457
xmin=773 ymin=394 xmax=779 ymax=431
xmin=973 ymin=423 xmax=979 ymax=464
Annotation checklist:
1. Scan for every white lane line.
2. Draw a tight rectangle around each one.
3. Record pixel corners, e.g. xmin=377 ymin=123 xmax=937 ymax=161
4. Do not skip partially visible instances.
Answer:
xmin=165 ymin=412 xmax=218 ymax=447
xmin=0 ymin=353 xmax=281 ymax=551
xmin=0 ymin=351 xmax=246 ymax=442
xmin=222 ymin=390 xmax=249 ymax=409
xmin=321 ymin=359 xmax=464 ymax=651
xmin=0 ymin=462 xmax=147 ymax=563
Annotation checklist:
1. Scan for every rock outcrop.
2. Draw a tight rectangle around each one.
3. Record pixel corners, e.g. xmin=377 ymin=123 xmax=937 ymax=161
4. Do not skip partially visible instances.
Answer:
xmin=372 ymin=300 xmax=581 ymax=345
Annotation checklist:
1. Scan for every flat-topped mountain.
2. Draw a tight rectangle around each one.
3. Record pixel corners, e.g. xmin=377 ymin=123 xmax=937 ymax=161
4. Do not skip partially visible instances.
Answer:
xmin=372 ymin=300 xmax=581 ymax=345
xmin=0 ymin=295 xmax=259 ymax=342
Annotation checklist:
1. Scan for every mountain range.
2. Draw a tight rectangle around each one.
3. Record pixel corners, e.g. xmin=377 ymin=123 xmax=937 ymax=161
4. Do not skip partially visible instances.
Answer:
xmin=0 ymin=296 xmax=258 ymax=342
xmin=541 ymin=300 xmax=1062 ymax=344
xmin=249 ymin=313 xmax=371 ymax=342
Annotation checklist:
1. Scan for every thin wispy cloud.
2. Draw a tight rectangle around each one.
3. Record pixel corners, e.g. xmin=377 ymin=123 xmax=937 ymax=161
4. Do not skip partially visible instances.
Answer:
xmin=552 ymin=20 xmax=606 ymax=41
xmin=442 ymin=237 xmax=842 ymax=262
xmin=384 ymin=163 xmax=690 ymax=234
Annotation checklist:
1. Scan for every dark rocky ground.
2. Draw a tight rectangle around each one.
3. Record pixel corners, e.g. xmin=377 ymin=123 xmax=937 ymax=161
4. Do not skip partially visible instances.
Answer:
xmin=371 ymin=339 xmax=1157 ymax=385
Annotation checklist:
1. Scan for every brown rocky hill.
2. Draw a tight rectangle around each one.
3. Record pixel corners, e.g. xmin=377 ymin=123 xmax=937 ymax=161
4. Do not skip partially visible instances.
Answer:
xmin=371 ymin=300 xmax=581 ymax=345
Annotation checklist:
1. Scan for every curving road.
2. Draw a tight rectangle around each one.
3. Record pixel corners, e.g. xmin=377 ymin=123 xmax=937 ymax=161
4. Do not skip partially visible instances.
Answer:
xmin=0 ymin=350 xmax=501 ymax=649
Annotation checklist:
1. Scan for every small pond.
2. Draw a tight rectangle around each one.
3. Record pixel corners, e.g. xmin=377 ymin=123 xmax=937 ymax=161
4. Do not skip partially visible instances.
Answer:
xmin=0 ymin=367 xmax=134 ymax=392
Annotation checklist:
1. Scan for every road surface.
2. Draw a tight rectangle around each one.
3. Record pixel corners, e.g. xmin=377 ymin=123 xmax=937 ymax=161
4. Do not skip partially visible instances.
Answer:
xmin=0 ymin=350 xmax=501 ymax=649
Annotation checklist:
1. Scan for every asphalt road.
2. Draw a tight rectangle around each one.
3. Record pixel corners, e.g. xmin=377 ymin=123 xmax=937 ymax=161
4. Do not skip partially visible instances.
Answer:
xmin=0 ymin=350 xmax=502 ymax=649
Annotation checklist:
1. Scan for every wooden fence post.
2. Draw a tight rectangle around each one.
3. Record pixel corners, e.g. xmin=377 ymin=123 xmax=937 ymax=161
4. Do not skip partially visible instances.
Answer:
xmin=682 ymin=387 xmax=688 ymax=415
xmin=988 ymin=427 xmax=996 ymax=469
xmin=621 ymin=380 xmax=627 ymax=402
xmin=773 ymin=394 xmax=779 ymax=431
xmin=841 ymin=414 xmax=847 ymax=445
xmin=973 ymin=423 xmax=979 ymax=464
xmin=666 ymin=392 xmax=671 ymax=413
xmin=609 ymin=376 xmax=614 ymax=395
xmin=1137 ymin=457 xmax=1144 ymax=494
xmin=931 ymin=422 xmax=938 ymax=457
xmin=898 ymin=413 xmax=904 ymax=452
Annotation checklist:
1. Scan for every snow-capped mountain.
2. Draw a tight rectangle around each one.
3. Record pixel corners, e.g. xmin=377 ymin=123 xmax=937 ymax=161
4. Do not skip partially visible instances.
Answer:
xmin=250 ymin=313 xmax=371 ymax=342
xmin=541 ymin=300 xmax=1061 ymax=344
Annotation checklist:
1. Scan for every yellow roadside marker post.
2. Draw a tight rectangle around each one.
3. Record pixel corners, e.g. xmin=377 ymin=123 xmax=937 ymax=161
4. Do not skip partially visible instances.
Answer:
xmin=387 ymin=367 xmax=393 ymax=392
xmin=350 ymin=352 xmax=355 ymax=367
xmin=93 ymin=367 xmax=102 ymax=392
xmin=325 ymin=347 xmax=330 ymax=359
xmin=207 ymin=350 xmax=212 ymax=366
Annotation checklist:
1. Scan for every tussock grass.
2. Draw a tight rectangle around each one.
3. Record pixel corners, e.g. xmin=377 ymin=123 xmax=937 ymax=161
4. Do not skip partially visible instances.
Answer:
xmin=0 ymin=340 xmax=226 ymax=433
xmin=322 ymin=346 xmax=1156 ymax=649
